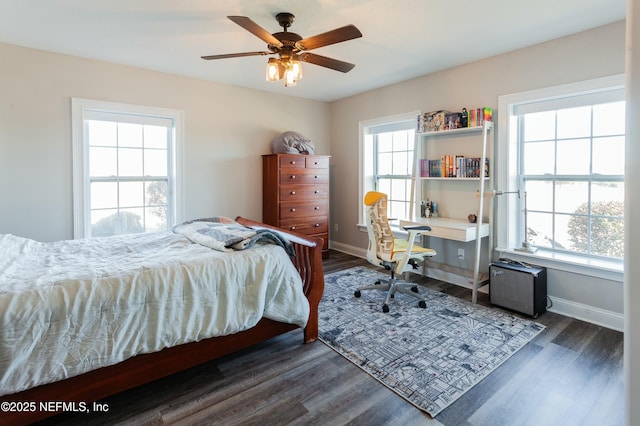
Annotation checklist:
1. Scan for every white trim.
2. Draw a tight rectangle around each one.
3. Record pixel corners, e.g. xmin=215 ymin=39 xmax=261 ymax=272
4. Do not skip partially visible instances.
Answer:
xmin=358 ymin=111 xmax=420 ymax=224
xmin=71 ymin=98 xmax=184 ymax=238
xmin=496 ymin=74 xmax=626 ymax=272
xmin=548 ymin=296 xmax=624 ymax=332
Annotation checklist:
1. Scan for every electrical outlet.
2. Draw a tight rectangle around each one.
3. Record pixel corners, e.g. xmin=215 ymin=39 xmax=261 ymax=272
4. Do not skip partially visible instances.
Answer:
xmin=458 ymin=248 xmax=465 ymax=259
xmin=334 ymin=223 xmax=339 ymax=232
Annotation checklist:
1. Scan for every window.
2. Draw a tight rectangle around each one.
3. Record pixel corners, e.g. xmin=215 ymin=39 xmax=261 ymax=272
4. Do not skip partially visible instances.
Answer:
xmin=498 ymin=75 xmax=625 ymax=265
xmin=360 ymin=113 xmax=418 ymax=223
xmin=72 ymin=99 xmax=183 ymax=238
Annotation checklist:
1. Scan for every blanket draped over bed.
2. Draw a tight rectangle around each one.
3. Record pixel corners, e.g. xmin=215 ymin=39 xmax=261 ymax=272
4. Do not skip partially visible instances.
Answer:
xmin=0 ymin=225 xmax=309 ymax=397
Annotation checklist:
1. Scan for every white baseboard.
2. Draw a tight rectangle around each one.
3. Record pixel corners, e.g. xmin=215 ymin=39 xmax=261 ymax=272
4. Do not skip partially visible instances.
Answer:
xmin=328 ymin=242 xmax=624 ymax=332
xmin=547 ymin=296 xmax=624 ymax=332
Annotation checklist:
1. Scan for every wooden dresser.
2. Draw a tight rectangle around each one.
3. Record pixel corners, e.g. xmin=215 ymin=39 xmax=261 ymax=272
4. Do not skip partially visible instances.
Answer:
xmin=262 ymin=154 xmax=330 ymax=258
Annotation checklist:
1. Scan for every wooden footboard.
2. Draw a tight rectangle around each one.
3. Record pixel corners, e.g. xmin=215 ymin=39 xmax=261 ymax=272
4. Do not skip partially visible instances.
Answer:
xmin=0 ymin=217 xmax=325 ymax=425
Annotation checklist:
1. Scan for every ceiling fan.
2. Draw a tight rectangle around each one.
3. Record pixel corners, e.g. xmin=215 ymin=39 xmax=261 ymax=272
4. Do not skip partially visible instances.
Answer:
xmin=201 ymin=13 xmax=362 ymax=86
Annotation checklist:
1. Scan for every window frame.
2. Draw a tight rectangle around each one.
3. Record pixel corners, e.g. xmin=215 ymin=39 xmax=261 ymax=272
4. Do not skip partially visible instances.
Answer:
xmin=496 ymin=75 xmax=625 ymax=280
xmin=359 ymin=111 xmax=420 ymax=225
xmin=71 ymin=98 xmax=184 ymax=239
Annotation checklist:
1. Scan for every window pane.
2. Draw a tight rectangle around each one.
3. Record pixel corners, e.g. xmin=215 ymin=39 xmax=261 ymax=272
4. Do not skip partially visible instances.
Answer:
xmin=555 ymin=181 xmax=588 ymax=214
xmin=120 ymin=208 xmax=145 ymax=233
xmin=378 ymin=152 xmax=392 ymax=175
xmin=389 ymin=201 xmax=405 ymax=220
xmin=593 ymin=101 xmax=625 ymax=136
xmin=144 ymin=125 xmax=168 ymax=149
xmin=393 ymin=131 xmax=408 ymax=151
xmin=378 ymin=133 xmax=393 ymax=152
xmin=525 ymin=181 xmax=553 ymax=211
xmin=119 ymin=181 xmax=144 ymax=208
xmin=391 ymin=179 xmax=407 ymax=201
xmin=556 ymin=139 xmax=590 ymax=175
xmin=89 ymin=147 xmax=117 ymax=177
xmin=527 ymin=211 xmax=553 ymax=248
xmin=523 ymin=141 xmax=554 ymax=174
xmin=592 ymin=181 xmax=624 ymax=206
xmin=118 ymin=147 xmax=143 ymax=176
xmin=392 ymin=151 xmax=408 ymax=175
xmin=144 ymin=149 xmax=168 ymax=176
xmin=146 ymin=181 xmax=168 ymax=229
xmin=88 ymin=120 xmax=117 ymax=146
xmin=90 ymin=182 xmax=117 ymax=209
xmin=378 ymin=179 xmax=391 ymax=196
xmin=590 ymin=217 xmax=624 ymax=258
xmin=557 ymin=106 xmax=591 ymax=139
xmin=562 ymin=214 xmax=586 ymax=253
xmin=592 ymin=136 xmax=624 ymax=175
xmin=145 ymin=207 xmax=166 ymax=231
xmin=523 ymin=111 xmax=555 ymax=141
xmin=118 ymin=123 xmax=143 ymax=147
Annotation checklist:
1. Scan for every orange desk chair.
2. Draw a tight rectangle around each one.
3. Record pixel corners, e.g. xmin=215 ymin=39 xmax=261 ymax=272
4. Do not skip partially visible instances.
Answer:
xmin=355 ymin=191 xmax=436 ymax=312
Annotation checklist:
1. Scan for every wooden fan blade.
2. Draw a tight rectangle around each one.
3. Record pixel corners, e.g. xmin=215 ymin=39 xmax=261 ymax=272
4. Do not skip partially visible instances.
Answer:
xmin=228 ymin=16 xmax=283 ymax=48
xmin=201 ymin=51 xmax=272 ymax=60
xmin=295 ymin=25 xmax=362 ymax=51
xmin=299 ymin=52 xmax=356 ymax=73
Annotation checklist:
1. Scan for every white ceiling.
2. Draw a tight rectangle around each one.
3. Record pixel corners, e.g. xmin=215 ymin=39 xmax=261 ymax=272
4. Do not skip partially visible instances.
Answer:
xmin=0 ymin=0 xmax=626 ymax=102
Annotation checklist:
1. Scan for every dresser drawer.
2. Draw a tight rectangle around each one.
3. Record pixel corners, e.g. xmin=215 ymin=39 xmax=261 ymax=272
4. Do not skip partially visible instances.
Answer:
xmin=280 ymin=201 xmax=328 ymax=219
xmin=279 ymin=217 xmax=328 ymax=234
xmin=279 ymin=154 xmax=306 ymax=169
xmin=305 ymin=157 xmax=329 ymax=169
xmin=279 ymin=169 xmax=329 ymax=185
xmin=279 ymin=185 xmax=327 ymax=201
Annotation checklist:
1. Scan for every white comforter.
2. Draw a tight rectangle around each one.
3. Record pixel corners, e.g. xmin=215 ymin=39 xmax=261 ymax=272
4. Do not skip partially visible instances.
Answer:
xmin=0 ymin=231 xmax=309 ymax=396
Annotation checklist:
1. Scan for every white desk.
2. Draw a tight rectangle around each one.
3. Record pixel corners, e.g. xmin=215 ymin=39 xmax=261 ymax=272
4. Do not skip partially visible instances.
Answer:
xmin=399 ymin=216 xmax=491 ymax=303
xmin=399 ymin=217 xmax=489 ymax=242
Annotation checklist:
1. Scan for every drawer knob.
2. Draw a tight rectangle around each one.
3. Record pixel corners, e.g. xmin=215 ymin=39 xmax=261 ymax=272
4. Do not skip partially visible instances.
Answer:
xmin=314 ymin=206 xmax=320 ymax=210
xmin=290 ymin=161 xmax=296 ymax=165
xmin=314 ymin=161 xmax=318 ymax=165
xmin=290 ymin=191 xmax=296 ymax=195
xmin=290 ymin=208 xmax=296 ymax=212
xmin=315 ymin=223 xmax=320 ymax=227
xmin=314 ymin=190 xmax=319 ymax=194
xmin=290 ymin=175 xmax=296 ymax=179
xmin=314 ymin=175 xmax=319 ymax=179
xmin=290 ymin=226 xmax=296 ymax=230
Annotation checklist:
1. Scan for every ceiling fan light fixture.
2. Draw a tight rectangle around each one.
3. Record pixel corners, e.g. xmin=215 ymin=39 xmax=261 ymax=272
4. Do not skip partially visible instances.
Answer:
xmin=265 ymin=58 xmax=282 ymax=82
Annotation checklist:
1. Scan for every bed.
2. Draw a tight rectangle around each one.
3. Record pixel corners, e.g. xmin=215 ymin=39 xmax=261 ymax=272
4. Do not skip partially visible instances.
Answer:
xmin=0 ymin=216 xmax=324 ymax=425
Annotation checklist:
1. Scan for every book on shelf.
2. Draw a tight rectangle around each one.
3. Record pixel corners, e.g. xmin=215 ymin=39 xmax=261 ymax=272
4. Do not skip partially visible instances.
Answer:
xmin=420 ymin=156 xmax=489 ymax=178
xmin=417 ymin=107 xmax=492 ymax=133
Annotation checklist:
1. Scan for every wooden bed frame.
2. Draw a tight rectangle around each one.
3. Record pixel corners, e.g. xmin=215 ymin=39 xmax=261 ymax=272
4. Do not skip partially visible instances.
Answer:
xmin=0 ymin=217 xmax=325 ymax=425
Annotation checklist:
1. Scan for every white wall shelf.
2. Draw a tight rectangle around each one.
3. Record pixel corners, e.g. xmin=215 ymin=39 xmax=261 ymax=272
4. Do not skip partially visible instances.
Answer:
xmin=409 ymin=120 xmax=494 ymax=303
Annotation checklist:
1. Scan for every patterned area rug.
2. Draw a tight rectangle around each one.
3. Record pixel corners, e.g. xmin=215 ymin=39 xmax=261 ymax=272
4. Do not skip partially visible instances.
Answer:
xmin=318 ymin=266 xmax=545 ymax=417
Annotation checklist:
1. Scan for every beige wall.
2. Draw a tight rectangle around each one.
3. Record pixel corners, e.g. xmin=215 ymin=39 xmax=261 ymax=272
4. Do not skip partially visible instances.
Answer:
xmin=328 ymin=21 xmax=626 ymax=322
xmin=0 ymin=42 xmax=330 ymax=242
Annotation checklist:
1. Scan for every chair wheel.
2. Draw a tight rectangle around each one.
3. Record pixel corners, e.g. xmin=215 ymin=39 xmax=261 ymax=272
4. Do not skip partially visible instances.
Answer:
xmin=382 ymin=304 xmax=390 ymax=313
xmin=354 ymin=290 xmax=361 ymax=298
xmin=418 ymin=300 xmax=426 ymax=309
xmin=411 ymin=286 xmax=419 ymax=293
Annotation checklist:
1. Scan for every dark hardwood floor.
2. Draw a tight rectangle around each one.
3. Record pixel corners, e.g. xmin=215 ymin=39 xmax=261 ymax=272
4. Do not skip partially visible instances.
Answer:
xmin=39 ymin=250 xmax=624 ymax=426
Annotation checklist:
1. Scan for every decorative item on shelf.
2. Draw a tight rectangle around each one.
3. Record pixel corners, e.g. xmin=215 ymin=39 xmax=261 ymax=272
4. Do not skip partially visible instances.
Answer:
xmin=468 ymin=213 xmax=477 ymax=224
xmin=420 ymin=200 xmax=430 ymax=218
